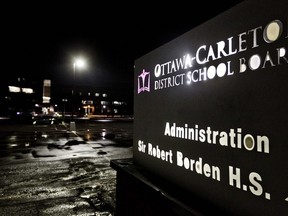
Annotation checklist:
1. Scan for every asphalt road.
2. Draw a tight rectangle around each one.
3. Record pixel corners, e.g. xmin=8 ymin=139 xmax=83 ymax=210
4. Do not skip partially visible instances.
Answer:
xmin=0 ymin=119 xmax=133 ymax=216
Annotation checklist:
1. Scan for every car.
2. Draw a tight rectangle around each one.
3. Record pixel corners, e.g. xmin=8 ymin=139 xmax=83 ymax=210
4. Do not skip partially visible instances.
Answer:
xmin=32 ymin=115 xmax=60 ymax=125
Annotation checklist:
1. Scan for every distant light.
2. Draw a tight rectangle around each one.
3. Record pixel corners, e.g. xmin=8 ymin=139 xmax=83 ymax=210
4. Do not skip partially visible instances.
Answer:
xmin=43 ymin=96 xmax=51 ymax=103
xmin=74 ymin=58 xmax=86 ymax=69
xmin=98 ymin=119 xmax=113 ymax=123
xmin=22 ymin=88 xmax=34 ymax=94
xmin=9 ymin=144 xmax=18 ymax=148
xmin=8 ymin=86 xmax=21 ymax=93
xmin=43 ymin=79 xmax=51 ymax=85
xmin=113 ymin=101 xmax=123 ymax=105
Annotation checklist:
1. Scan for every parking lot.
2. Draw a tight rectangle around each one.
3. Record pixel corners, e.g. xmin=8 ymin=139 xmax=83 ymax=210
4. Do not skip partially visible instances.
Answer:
xmin=0 ymin=119 xmax=133 ymax=216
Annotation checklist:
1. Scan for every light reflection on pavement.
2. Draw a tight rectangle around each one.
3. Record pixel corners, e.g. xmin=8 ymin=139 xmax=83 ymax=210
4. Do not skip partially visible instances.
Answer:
xmin=0 ymin=120 xmax=133 ymax=216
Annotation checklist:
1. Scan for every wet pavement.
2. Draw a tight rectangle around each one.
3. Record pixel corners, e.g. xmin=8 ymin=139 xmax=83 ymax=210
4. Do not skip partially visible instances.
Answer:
xmin=0 ymin=119 xmax=133 ymax=216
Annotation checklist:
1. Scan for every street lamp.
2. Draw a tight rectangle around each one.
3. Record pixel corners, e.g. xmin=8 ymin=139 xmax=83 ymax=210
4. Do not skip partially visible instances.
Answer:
xmin=71 ymin=57 xmax=86 ymax=120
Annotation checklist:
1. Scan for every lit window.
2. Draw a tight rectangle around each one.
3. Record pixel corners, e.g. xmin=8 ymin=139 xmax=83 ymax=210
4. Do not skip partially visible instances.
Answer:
xmin=8 ymin=86 xmax=21 ymax=93
xmin=22 ymin=88 xmax=34 ymax=94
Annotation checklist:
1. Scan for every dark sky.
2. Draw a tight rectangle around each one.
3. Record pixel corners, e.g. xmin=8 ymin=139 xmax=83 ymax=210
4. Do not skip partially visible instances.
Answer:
xmin=4 ymin=1 xmax=243 ymax=90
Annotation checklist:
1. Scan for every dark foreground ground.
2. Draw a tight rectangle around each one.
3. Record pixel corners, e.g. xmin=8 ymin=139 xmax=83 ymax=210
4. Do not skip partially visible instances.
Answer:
xmin=0 ymin=119 xmax=133 ymax=216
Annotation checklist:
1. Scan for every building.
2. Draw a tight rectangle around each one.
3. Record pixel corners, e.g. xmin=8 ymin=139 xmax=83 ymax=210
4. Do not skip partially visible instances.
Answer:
xmin=0 ymin=76 xmax=133 ymax=118
xmin=0 ymin=76 xmax=42 ymax=117
xmin=52 ymin=85 xmax=133 ymax=118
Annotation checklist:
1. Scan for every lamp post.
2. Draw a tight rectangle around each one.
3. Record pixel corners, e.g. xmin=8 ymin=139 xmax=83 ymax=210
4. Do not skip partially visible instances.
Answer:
xmin=71 ymin=58 xmax=85 ymax=121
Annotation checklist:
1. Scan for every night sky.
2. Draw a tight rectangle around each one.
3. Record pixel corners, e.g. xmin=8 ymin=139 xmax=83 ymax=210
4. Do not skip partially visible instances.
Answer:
xmin=3 ymin=1 xmax=243 ymax=90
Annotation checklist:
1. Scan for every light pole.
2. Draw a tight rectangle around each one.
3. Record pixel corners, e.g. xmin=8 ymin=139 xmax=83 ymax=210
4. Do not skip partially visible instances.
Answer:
xmin=62 ymin=98 xmax=67 ymax=122
xmin=71 ymin=58 xmax=86 ymax=120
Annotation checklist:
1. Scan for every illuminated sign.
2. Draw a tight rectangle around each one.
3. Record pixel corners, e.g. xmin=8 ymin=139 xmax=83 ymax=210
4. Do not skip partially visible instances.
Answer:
xmin=137 ymin=20 xmax=286 ymax=93
xmin=133 ymin=0 xmax=288 ymax=215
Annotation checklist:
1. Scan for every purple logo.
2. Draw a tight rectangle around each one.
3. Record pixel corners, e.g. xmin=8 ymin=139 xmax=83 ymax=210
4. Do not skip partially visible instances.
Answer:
xmin=137 ymin=69 xmax=150 ymax=94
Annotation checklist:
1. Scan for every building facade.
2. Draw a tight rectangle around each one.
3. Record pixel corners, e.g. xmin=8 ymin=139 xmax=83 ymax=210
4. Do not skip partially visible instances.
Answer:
xmin=0 ymin=77 xmax=133 ymax=119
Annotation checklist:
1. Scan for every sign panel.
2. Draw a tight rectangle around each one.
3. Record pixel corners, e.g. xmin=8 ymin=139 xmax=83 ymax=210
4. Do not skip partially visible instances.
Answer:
xmin=133 ymin=0 xmax=288 ymax=215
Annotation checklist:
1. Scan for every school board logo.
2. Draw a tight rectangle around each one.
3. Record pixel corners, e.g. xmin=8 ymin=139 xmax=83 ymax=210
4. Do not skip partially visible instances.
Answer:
xmin=137 ymin=69 xmax=151 ymax=94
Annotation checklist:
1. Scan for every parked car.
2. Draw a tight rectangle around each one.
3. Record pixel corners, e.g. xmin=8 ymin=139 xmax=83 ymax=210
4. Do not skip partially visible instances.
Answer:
xmin=32 ymin=115 xmax=60 ymax=125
